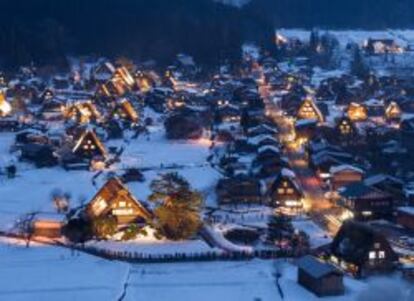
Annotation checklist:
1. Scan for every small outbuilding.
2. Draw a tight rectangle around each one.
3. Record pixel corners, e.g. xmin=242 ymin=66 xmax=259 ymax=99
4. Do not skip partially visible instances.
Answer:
xmin=297 ymin=255 xmax=344 ymax=297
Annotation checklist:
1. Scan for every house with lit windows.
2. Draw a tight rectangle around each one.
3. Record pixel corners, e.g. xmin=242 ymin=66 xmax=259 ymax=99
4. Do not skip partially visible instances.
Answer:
xmin=0 ymin=91 xmax=12 ymax=117
xmin=331 ymin=221 xmax=398 ymax=277
xmin=296 ymin=97 xmax=324 ymax=122
xmin=72 ymin=129 xmax=107 ymax=159
xmin=86 ymin=177 xmax=152 ymax=225
xmin=335 ymin=116 xmax=357 ymax=138
xmin=111 ymin=98 xmax=139 ymax=124
xmin=65 ymin=101 xmax=101 ymax=124
xmin=347 ymin=102 xmax=368 ymax=122
xmin=269 ymin=168 xmax=303 ymax=211
xmin=385 ymin=101 xmax=402 ymax=121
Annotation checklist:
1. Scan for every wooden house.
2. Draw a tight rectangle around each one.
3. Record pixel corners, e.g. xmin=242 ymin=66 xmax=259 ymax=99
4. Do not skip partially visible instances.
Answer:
xmin=72 ymin=129 xmax=106 ymax=159
xmin=112 ymin=98 xmax=139 ymax=124
xmin=20 ymin=143 xmax=58 ymax=168
xmin=0 ymin=92 xmax=12 ymax=117
xmin=269 ymin=169 xmax=303 ymax=210
xmin=40 ymin=88 xmax=55 ymax=102
xmin=338 ymin=182 xmax=393 ymax=220
xmin=330 ymin=165 xmax=364 ymax=190
xmin=32 ymin=213 xmax=65 ymax=238
xmin=66 ymin=101 xmax=101 ymax=124
xmin=297 ymin=255 xmax=344 ymax=297
xmin=247 ymin=124 xmax=278 ymax=137
xmin=364 ymin=38 xmax=404 ymax=55
xmin=217 ymin=104 xmax=241 ymax=123
xmin=331 ymin=221 xmax=398 ymax=277
xmin=335 ymin=116 xmax=357 ymax=138
xmin=385 ymin=101 xmax=402 ymax=121
xmin=164 ymin=109 xmax=204 ymax=140
xmin=364 ymin=174 xmax=405 ymax=206
xmin=216 ymin=175 xmax=263 ymax=204
xmin=40 ymin=99 xmax=65 ymax=120
xmin=91 ymin=60 xmax=115 ymax=83
xmin=86 ymin=177 xmax=152 ymax=225
xmin=347 ymin=102 xmax=367 ymax=122
xmin=297 ymin=97 xmax=324 ymax=122
xmin=396 ymin=207 xmax=414 ymax=231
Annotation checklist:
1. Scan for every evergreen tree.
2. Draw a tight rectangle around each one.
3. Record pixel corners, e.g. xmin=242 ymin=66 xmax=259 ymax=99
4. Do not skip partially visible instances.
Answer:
xmin=149 ymin=172 xmax=202 ymax=240
xmin=266 ymin=214 xmax=294 ymax=245
xmin=350 ymin=46 xmax=369 ymax=78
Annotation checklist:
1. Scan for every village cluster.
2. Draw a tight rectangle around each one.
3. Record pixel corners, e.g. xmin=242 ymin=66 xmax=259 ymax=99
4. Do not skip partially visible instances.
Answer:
xmin=1 ymin=29 xmax=414 ymax=299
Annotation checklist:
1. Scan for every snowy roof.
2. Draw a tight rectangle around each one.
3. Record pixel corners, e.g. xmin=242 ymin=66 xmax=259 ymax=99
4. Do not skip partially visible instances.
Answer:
xmin=398 ymin=206 xmax=414 ymax=216
xmin=330 ymin=164 xmax=364 ymax=175
xmin=364 ymin=174 xmax=404 ymax=186
xmin=34 ymin=212 xmax=66 ymax=223
xmin=297 ymin=255 xmax=342 ymax=279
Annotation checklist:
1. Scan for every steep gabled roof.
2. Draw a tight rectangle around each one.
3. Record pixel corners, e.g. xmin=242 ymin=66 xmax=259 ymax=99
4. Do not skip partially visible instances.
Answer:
xmin=72 ymin=129 xmax=106 ymax=157
xmin=87 ymin=177 xmax=152 ymax=220
xmin=331 ymin=221 xmax=398 ymax=266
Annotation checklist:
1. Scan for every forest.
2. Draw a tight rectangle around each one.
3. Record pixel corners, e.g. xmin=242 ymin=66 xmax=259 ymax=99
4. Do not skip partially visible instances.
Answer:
xmin=0 ymin=0 xmax=413 ymax=70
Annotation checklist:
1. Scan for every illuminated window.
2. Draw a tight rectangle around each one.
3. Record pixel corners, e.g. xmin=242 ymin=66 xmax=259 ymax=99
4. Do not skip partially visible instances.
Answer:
xmin=379 ymin=251 xmax=385 ymax=259
xmin=287 ymin=188 xmax=294 ymax=194
xmin=92 ymin=197 xmax=108 ymax=215
xmin=369 ymin=251 xmax=376 ymax=260
xmin=278 ymin=188 xmax=285 ymax=194
xmin=374 ymin=243 xmax=381 ymax=249
xmin=119 ymin=201 xmax=126 ymax=207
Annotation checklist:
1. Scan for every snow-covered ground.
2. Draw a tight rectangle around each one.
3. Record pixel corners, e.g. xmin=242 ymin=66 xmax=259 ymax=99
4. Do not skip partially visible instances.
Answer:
xmin=124 ymin=259 xmax=413 ymax=301
xmin=292 ymin=218 xmax=332 ymax=249
xmin=1 ymin=237 xmax=412 ymax=301
xmin=0 ymin=124 xmax=220 ymax=231
xmin=0 ymin=238 xmax=128 ymax=301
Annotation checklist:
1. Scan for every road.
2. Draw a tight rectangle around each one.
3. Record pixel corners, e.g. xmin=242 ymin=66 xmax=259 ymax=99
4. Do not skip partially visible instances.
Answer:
xmin=258 ymin=70 xmax=341 ymax=236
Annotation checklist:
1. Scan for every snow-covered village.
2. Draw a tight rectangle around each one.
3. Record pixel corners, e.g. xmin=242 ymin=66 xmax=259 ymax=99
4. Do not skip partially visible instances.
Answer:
xmin=1 ymin=1 xmax=414 ymax=300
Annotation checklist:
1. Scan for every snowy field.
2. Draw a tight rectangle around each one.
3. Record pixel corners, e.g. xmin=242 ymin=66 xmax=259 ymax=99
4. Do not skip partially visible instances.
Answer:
xmin=0 ymin=238 xmax=128 ymax=301
xmin=124 ymin=259 xmax=413 ymax=301
xmin=1 ymin=238 xmax=412 ymax=301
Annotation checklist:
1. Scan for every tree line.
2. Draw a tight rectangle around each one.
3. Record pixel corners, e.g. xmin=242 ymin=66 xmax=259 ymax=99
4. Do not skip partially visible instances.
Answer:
xmin=0 ymin=0 xmax=413 ymax=70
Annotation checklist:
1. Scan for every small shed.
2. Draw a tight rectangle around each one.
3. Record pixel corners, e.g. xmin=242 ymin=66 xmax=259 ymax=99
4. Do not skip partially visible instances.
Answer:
xmin=297 ymin=255 xmax=344 ymax=297
xmin=32 ymin=213 xmax=65 ymax=238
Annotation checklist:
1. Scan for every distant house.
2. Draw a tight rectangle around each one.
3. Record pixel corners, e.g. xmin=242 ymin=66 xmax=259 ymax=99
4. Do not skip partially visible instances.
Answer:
xmin=217 ymin=104 xmax=241 ymax=123
xmin=247 ymin=124 xmax=278 ymax=137
xmin=335 ymin=116 xmax=357 ymax=138
xmin=164 ymin=109 xmax=204 ymax=140
xmin=86 ymin=177 xmax=152 ymax=225
xmin=297 ymin=255 xmax=344 ymax=297
xmin=385 ymin=101 xmax=402 ymax=121
xmin=364 ymin=38 xmax=404 ymax=55
xmin=91 ymin=60 xmax=115 ymax=83
xmin=216 ymin=175 xmax=263 ymax=204
xmin=269 ymin=168 xmax=303 ymax=210
xmin=396 ymin=207 xmax=414 ymax=231
xmin=331 ymin=221 xmax=399 ymax=277
xmin=297 ymin=97 xmax=324 ymax=122
xmin=0 ymin=92 xmax=12 ymax=117
xmin=364 ymin=174 xmax=405 ymax=206
xmin=347 ymin=102 xmax=367 ymax=122
xmin=330 ymin=165 xmax=364 ymax=190
xmin=72 ymin=129 xmax=107 ymax=159
xmin=112 ymin=98 xmax=139 ymax=124
xmin=40 ymin=99 xmax=65 ymax=120
xmin=65 ymin=101 xmax=101 ymax=124
xmin=338 ymin=182 xmax=393 ymax=220
xmin=20 ymin=143 xmax=58 ymax=168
